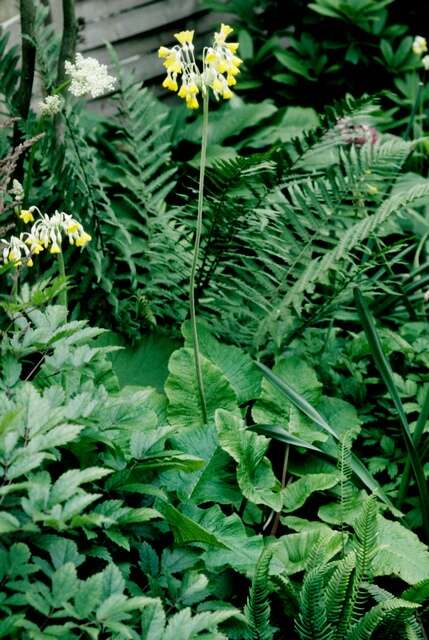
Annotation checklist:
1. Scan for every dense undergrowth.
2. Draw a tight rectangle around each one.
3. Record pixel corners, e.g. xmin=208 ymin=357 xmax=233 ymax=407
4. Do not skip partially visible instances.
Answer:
xmin=1 ymin=0 xmax=429 ymax=638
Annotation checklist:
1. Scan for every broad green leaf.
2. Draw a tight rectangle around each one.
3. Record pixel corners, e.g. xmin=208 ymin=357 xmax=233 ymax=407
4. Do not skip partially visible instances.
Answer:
xmin=51 ymin=563 xmax=78 ymax=606
xmin=74 ymin=573 xmax=103 ymax=618
xmin=165 ymin=348 xmax=237 ymax=428
xmin=104 ymin=332 xmax=179 ymax=391
xmin=283 ymin=473 xmax=340 ymax=512
xmin=0 ymin=511 xmax=20 ymax=533
xmin=141 ymin=598 xmax=166 ymax=640
xmin=101 ymin=564 xmax=125 ymax=599
xmin=253 ymin=356 xmax=326 ymax=444
xmin=49 ymin=467 xmax=113 ymax=503
xmin=318 ymin=491 xmax=369 ymax=526
xmin=185 ymin=101 xmax=277 ymax=145
xmin=135 ymin=451 xmax=205 ymax=473
xmin=273 ymin=529 xmax=343 ymax=575
xmin=159 ymin=424 xmax=242 ymax=505
xmin=256 ymin=361 xmax=396 ymax=510
xmin=215 ymin=409 xmax=282 ymax=511
xmin=155 ymin=499 xmax=228 ymax=549
xmin=181 ymin=503 xmax=278 ymax=577
xmin=373 ymin=516 xmax=429 ymax=584
xmin=182 ymin=321 xmax=262 ymax=403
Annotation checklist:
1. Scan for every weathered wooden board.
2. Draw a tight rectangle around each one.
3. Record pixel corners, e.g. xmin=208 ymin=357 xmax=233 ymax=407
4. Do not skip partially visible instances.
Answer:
xmin=0 ymin=0 xmax=229 ymax=110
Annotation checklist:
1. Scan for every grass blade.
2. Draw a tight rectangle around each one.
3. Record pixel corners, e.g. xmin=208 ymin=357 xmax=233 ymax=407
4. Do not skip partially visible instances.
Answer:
xmin=354 ymin=286 xmax=429 ymax=540
xmin=255 ymin=362 xmax=396 ymax=511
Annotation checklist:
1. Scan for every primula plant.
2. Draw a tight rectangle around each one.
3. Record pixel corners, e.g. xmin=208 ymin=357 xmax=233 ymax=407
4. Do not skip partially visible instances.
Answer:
xmin=158 ymin=25 xmax=242 ymax=424
xmin=2 ymin=1 xmax=429 ymax=638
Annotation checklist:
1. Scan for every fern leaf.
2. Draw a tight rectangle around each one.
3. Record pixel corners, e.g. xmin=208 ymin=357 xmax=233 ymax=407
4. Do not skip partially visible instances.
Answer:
xmin=244 ymin=546 xmax=274 ymax=640
xmin=326 ymin=552 xmax=356 ymax=631
xmin=345 ymin=599 xmax=419 ymax=640
xmin=296 ymin=566 xmax=333 ymax=640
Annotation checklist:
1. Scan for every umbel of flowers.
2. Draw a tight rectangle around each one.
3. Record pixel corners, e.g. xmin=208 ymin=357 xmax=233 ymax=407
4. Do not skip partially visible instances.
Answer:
xmin=1 ymin=205 xmax=91 ymax=267
xmin=38 ymin=53 xmax=116 ymax=117
xmin=158 ymin=24 xmax=242 ymax=109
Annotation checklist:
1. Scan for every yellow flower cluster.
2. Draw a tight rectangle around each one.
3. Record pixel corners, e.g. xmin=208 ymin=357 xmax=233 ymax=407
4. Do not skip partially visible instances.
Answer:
xmin=158 ymin=24 xmax=242 ymax=109
xmin=1 ymin=207 xmax=91 ymax=268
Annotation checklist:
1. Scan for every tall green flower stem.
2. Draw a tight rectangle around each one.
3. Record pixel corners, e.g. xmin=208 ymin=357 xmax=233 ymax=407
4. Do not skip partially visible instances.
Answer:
xmin=190 ymin=92 xmax=209 ymax=425
xmin=57 ymin=252 xmax=68 ymax=309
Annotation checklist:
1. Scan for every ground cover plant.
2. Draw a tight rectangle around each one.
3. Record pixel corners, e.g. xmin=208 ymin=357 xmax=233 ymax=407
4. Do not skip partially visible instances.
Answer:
xmin=1 ymin=0 xmax=429 ymax=637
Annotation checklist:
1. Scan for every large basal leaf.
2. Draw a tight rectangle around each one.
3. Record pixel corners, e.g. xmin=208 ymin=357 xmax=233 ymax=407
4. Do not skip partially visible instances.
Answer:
xmin=373 ymin=516 xmax=429 ymax=585
xmin=184 ymin=101 xmax=277 ymax=146
xmin=215 ymin=409 xmax=282 ymax=511
xmin=283 ymin=472 xmax=340 ymax=513
xmin=159 ymin=424 xmax=242 ymax=506
xmin=253 ymin=356 xmax=326 ymax=444
xmin=273 ymin=529 xmax=343 ymax=575
xmin=99 ymin=332 xmax=179 ymax=391
xmin=155 ymin=499 xmax=228 ymax=549
xmin=165 ymin=348 xmax=238 ymax=428
xmin=182 ymin=320 xmax=262 ymax=404
xmin=181 ymin=503 xmax=280 ymax=577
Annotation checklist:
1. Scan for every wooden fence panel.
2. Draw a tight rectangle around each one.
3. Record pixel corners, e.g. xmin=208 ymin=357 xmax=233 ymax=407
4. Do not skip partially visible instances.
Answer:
xmin=1 ymin=0 xmax=227 ymax=83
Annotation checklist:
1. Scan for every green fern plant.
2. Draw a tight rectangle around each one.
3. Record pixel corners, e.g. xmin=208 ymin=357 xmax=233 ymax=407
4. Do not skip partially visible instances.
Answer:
xmin=244 ymin=546 xmax=274 ymax=639
xmin=297 ymin=498 xmax=421 ymax=640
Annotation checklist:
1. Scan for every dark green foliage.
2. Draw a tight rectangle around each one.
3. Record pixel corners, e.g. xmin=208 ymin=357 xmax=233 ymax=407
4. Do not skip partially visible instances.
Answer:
xmin=244 ymin=546 xmax=274 ymax=639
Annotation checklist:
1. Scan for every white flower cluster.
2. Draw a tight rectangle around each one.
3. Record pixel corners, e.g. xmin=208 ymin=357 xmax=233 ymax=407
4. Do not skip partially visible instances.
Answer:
xmin=1 ymin=207 xmax=91 ymax=268
xmin=65 ymin=53 xmax=116 ymax=98
xmin=412 ymin=36 xmax=429 ymax=70
xmin=38 ymin=94 xmax=64 ymax=117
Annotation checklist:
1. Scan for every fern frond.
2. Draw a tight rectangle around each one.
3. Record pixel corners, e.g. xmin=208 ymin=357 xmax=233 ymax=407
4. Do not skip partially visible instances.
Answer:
xmin=345 ymin=599 xmax=419 ymax=640
xmin=326 ymin=552 xmax=356 ymax=630
xmin=271 ymin=573 xmax=299 ymax=618
xmin=296 ymin=566 xmax=333 ymax=640
xmin=244 ymin=546 xmax=274 ymax=640
xmin=0 ymin=30 xmax=20 ymax=113
xmin=335 ymin=497 xmax=378 ymax=638
xmin=338 ymin=431 xmax=354 ymax=550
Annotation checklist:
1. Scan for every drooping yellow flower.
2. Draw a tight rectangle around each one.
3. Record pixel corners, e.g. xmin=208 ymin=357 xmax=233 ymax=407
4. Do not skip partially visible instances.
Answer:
xmin=174 ymin=30 xmax=194 ymax=46
xmin=19 ymin=209 xmax=34 ymax=224
xmin=158 ymin=23 xmax=240 ymax=108
xmin=75 ymin=232 xmax=92 ymax=247
xmin=50 ymin=243 xmax=61 ymax=254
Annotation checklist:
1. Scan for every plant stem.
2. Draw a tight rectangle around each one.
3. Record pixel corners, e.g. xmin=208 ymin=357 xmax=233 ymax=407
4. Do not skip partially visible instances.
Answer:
xmin=12 ymin=0 xmax=37 ymax=181
xmin=405 ymin=79 xmax=423 ymax=141
xmin=57 ymin=252 xmax=68 ymax=308
xmin=189 ymin=92 xmax=209 ymax=425
xmin=270 ymin=444 xmax=290 ymax=536
xmin=397 ymin=384 xmax=429 ymax=506
xmin=57 ymin=0 xmax=77 ymax=84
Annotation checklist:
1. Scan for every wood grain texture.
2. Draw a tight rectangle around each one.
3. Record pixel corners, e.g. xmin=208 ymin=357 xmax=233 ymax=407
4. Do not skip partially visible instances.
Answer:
xmin=1 ymin=0 xmax=229 ymax=109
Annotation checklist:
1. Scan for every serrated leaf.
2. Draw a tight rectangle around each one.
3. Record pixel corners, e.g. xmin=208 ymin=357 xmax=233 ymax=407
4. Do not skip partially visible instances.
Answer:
xmin=51 ymin=563 xmax=78 ymax=606
xmin=74 ymin=573 xmax=103 ymax=618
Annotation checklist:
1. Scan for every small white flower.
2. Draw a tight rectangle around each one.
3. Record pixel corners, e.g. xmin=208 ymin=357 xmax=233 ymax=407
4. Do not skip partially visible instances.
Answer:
xmin=413 ymin=35 xmax=427 ymax=56
xmin=422 ymin=55 xmax=429 ymax=70
xmin=38 ymin=94 xmax=64 ymax=117
xmin=65 ymin=53 xmax=116 ymax=98
xmin=11 ymin=179 xmax=24 ymax=204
